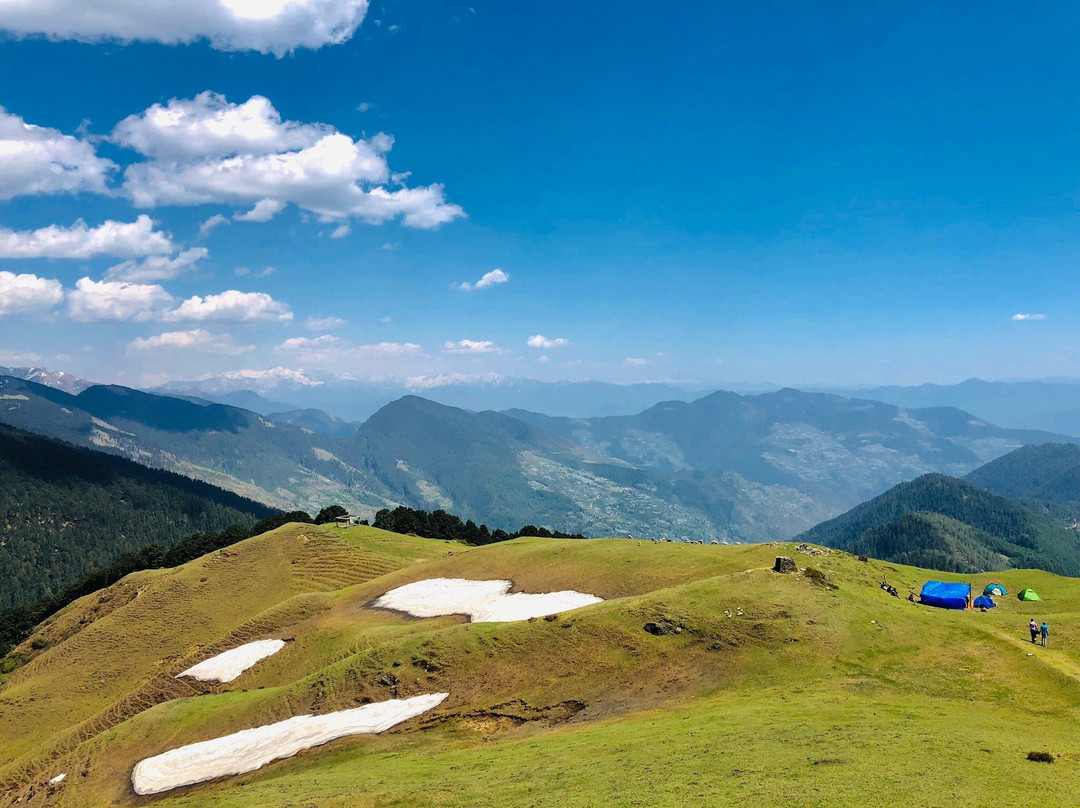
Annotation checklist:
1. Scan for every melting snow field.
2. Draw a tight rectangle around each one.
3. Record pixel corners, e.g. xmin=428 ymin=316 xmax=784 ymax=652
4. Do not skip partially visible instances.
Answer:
xmin=373 ymin=578 xmax=603 ymax=622
xmin=177 ymin=639 xmax=286 ymax=683
xmin=131 ymin=693 xmax=448 ymax=795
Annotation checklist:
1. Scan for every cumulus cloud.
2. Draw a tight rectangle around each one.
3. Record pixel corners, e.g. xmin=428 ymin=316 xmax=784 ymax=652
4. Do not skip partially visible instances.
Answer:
xmin=105 ymin=247 xmax=209 ymax=282
xmin=304 ymin=315 xmax=346 ymax=330
xmin=526 ymin=334 xmax=569 ymax=349
xmin=234 ymin=198 xmax=287 ymax=222
xmin=0 ymin=271 xmax=64 ymax=316
xmin=1012 ymin=313 xmax=1046 ymax=321
xmin=456 ymin=268 xmax=508 ymax=291
xmin=67 ymin=277 xmax=173 ymax=322
xmin=443 ymin=339 xmax=502 ymax=354
xmin=115 ymin=93 xmax=464 ymax=229
xmin=0 ymin=107 xmax=115 ymax=200
xmin=164 ymin=289 xmax=292 ymax=322
xmin=0 ymin=215 xmax=173 ymax=259
xmin=330 ymin=223 xmax=350 ymax=238
xmin=128 ymin=329 xmax=254 ymax=354
xmin=0 ymin=0 xmax=371 ymax=56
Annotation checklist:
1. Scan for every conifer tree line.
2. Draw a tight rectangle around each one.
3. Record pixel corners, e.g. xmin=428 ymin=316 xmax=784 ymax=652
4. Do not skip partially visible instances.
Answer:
xmin=372 ymin=505 xmax=586 ymax=544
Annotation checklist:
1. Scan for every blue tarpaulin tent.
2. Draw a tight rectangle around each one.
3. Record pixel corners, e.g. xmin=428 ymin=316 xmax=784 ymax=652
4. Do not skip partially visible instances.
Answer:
xmin=920 ymin=581 xmax=971 ymax=610
xmin=972 ymin=595 xmax=995 ymax=609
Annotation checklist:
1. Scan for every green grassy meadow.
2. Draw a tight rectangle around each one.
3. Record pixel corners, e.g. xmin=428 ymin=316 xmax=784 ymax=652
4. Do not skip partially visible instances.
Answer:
xmin=4 ymin=525 xmax=1080 ymax=807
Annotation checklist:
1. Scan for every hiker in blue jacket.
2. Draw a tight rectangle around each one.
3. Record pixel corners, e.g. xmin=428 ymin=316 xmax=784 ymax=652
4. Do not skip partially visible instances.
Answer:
xmin=1040 ymin=622 xmax=1049 ymax=647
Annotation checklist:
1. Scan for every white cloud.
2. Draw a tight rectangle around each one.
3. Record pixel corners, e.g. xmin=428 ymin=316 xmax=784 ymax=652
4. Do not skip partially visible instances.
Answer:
xmin=128 ymin=329 xmax=254 ymax=354
xmin=117 ymin=93 xmax=463 ymax=229
xmin=1012 ymin=313 xmax=1046 ymax=321
xmin=105 ymin=247 xmax=209 ymax=282
xmin=356 ymin=102 xmax=372 ymax=112
xmin=278 ymin=334 xmax=340 ymax=350
xmin=113 ymin=93 xmax=327 ymax=161
xmin=234 ymin=266 xmax=275 ymax=278
xmin=0 ymin=0 xmax=371 ymax=56
xmin=625 ymin=357 xmax=650 ymax=366
xmin=165 ymin=289 xmax=292 ymax=322
xmin=67 ymin=277 xmax=173 ymax=322
xmin=443 ymin=339 xmax=502 ymax=354
xmin=0 ymin=271 xmax=64 ymax=316
xmin=198 ymin=213 xmax=230 ymax=238
xmin=537 ymin=355 xmax=549 ymax=363
xmin=0 ymin=215 xmax=173 ymax=259
xmin=330 ymin=223 xmax=350 ymax=238
xmin=380 ymin=242 xmax=399 ymax=250
xmin=234 ymin=198 xmax=287 ymax=222
xmin=304 ymin=315 xmax=346 ymax=330
xmin=526 ymin=334 xmax=570 ymax=349
xmin=0 ymin=107 xmax=115 ymax=200
xmin=456 ymin=268 xmax=509 ymax=291
xmin=276 ymin=335 xmax=421 ymax=363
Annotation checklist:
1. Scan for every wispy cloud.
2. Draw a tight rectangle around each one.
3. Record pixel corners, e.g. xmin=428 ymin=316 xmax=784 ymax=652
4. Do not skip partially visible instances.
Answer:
xmin=304 ymin=315 xmax=347 ymax=330
xmin=443 ymin=339 xmax=503 ymax=354
xmin=625 ymin=357 xmax=650 ymax=366
xmin=455 ymin=268 xmax=509 ymax=292
xmin=127 ymin=329 xmax=254 ymax=355
xmin=1012 ymin=313 xmax=1046 ymax=321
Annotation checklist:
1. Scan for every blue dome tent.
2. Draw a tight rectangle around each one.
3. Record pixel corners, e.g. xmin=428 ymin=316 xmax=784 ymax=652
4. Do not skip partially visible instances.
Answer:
xmin=972 ymin=595 xmax=995 ymax=609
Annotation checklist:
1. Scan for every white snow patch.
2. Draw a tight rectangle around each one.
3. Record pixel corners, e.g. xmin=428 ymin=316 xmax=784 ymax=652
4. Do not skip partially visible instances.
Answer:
xmin=131 ymin=693 xmax=447 ymax=796
xmin=177 ymin=639 xmax=286 ymax=683
xmin=373 ymin=578 xmax=603 ymax=623
xmin=48 ymin=773 xmax=66 ymax=785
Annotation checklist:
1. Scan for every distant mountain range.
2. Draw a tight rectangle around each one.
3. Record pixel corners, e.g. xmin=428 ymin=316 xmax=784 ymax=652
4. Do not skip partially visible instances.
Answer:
xmin=152 ymin=370 xmax=718 ymax=421
xmin=0 ymin=366 xmax=93 ymax=396
xmin=0 ymin=375 xmax=1068 ymax=544
xmin=833 ymin=378 xmax=1080 ymax=436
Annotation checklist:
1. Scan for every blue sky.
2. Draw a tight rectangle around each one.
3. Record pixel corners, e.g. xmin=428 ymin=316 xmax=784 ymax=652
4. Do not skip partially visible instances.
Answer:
xmin=0 ymin=0 xmax=1077 ymax=388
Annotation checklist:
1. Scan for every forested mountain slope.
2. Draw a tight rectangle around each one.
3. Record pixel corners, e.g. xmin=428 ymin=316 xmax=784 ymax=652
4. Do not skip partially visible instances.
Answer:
xmin=797 ymin=474 xmax=1080 ymax=575
xmin=0 ymin=424 xmax=272 ymax=606
xmin=965 ymin=443 xmax=1080 ymax=522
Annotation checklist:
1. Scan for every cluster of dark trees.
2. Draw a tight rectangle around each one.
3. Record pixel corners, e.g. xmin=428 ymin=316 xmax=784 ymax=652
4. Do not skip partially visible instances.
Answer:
xmin=0 ymin=509 xmax=321 ymax=659
xmin=372 ymin=506 xmax=586 ymax=545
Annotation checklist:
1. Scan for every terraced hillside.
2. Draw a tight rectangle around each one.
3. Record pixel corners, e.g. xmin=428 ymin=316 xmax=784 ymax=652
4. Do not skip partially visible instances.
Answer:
xmin=4 ymin=525 xmax=1080 ymax=806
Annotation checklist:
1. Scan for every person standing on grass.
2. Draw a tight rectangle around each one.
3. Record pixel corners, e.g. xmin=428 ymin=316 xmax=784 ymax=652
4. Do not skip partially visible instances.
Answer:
xmin=1041 ymin=622 xmax=1049 ymax=647
xmin=1030 ymin=619 xmax=1039 ymax=643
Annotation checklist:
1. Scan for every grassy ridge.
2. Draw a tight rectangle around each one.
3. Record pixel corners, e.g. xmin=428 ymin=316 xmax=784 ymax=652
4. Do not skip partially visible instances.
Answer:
xmin=5 ymin=527 xmax=1080 ymax=806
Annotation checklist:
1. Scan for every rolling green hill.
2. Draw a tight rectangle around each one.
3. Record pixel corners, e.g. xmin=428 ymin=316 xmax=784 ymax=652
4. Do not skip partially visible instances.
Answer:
xmin=6 ymin=525 xmax=1080 ymax=806
xmin=0 ymin=423 xmax=273 ymax=607
xmin=796 ymin=473 xmax=1080 ymax=576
